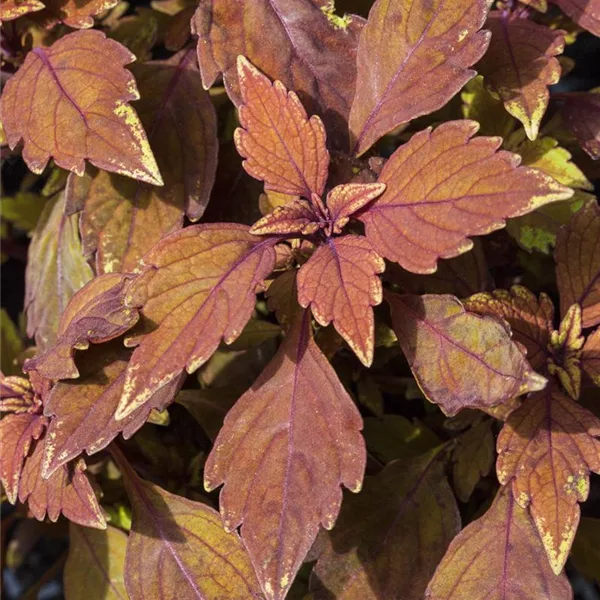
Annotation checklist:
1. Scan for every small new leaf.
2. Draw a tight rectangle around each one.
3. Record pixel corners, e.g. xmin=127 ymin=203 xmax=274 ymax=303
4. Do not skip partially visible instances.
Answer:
xmin=0 ymin=31 xmax=162 ymax=185
xmin=386 ymin=292 xmax=547 ymax=416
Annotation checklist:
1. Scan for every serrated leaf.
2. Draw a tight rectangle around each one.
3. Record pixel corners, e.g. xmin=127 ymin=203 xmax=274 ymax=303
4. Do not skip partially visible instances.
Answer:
xmin=25 ymin=192 xmax=94 ymax=351
xmin=1 ymin=310 xmax=24 ymax=376
xmin=386 ymin=292 xmax=547 ymax=416
xmin=36 ymin=0 xmax=118 ymax=29
xmin=0 ymin=31 xmax=162 ymax=185
xmin=234 ymin=57 xmax=329 ymax=199
xmin=581 ymin=326 xmax=600 ymax=386
xmin=0 ymin=413 xmax=46 ymax=504
xmin=311 ymin=449 xmax=460 ymax=600
xmin=42 ymin=343 xmax=182 ymax=478
xmin=297 ymin=235 xmax=385 ymax=366
xmin=555 ymin=202 xmax=600 ymax=328
xmin=348 ymin=0 xmax=491 ymax=155
xmin=64 ymin=524 xmax=128 ymax=600
xmin=116 ymin=224 xmax=277 ymax=420
xmin=561 ymin=90 xmax=600 ymax=160
xmin=193 ymin=0 xmax=362 ymax=148
xmin=477 ymin=13 xmax=564 ymax=140
xmin=552 ymin=0 xmax=600 ymax=36
xmin=204 ymin=312 xmax=366 ymax=600
xmin=18 ymin=432 xmax=107 ymax=529
xmin=0 ymin=0 xmax=44 ymax=21
xmin=425 ymin=486 xmax=573 ymax=599
xmin=465 ymin=286 xmax=554 ymax=370
xmin=24 ymin=274 xmax=139 ymax=380
xmin=360 ymin=120 xmax=573 ymax=273
xmin=250 ymin=199 xmax=319 ymax=236
xmin=452 ymin=419 xmax=495 ymax=502
xmin=113 ymin=449 xmax=262 ymax=600
xmin=497 ymin=384 xmax=600 ymax=574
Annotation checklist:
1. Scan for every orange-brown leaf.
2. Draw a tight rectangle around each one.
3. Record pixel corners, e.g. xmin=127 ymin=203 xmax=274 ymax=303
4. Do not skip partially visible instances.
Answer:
xmin=386 ymin=292 xmax=547 ymax=416
xmin=250 ymin=199 xmax=318 ymax=236
xmin=326 ymin=182 xmax=386 ymax=232
xmin=204 ymin=312 xmax=366 ymax=600
xmin=24 ymin=274 xmax=139 ymax=380
xmin=25 ymin=192 xmax=94 ymax=351
xmin=115 ymin=224 xmax=277 ymax=420
xmin=555 ymin=202 xmax=600 ymax=328
xmin=266 ymin=269 xmax=302 ymax=329
xmin=465 ymin=285 xmax=555 ymax=371
xmin=477 ymin=13 xmax=565 ymax=140
xmin=581 ymin=326 xmax=600 ymax=386
xmin=0 ymin=31 xmax=161 ymax=185
xmin=349 ymin=0 xmax=491 ymax=155
xmin=0 ymin=0 xmax=44 ymax=21
xmin=297 ymin=235 xmax=385 ymax=366
xmin=312 ymin=449 xmax=460 ymax=600
xmin=425 ymin=486 xmax=573 ymax=600
xmin=18 ymin=432 xmax=106 ymax=529
xmin=234 ymin=56 xmax=329 ymax=199
xmin=552 ymin=0 xmax=600 ymax=36
xmin=114 ymin=450 xmax=262 ymax=600
xmin=193 ymin=0 xmax=362 ymax=148
xmin=37 ymin=0 xmax=118 ymax=29
xmin=42 ymin=343 xmax=182 ymax=478
xmin=497 ymin=384 xmax=600 ymax=573
xmin=361 ymin=120 xmax=573 ymax=274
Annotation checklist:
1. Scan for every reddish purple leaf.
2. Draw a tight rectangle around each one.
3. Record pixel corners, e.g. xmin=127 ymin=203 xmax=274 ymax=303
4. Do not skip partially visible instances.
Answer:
xmin=551 ymin=0 xmax=600 ymax=36
xmin=561 ymin=90 xmax=600 ymax=160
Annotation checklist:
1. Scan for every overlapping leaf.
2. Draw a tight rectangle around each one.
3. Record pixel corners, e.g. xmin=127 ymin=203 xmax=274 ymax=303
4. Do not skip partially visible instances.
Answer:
xmin=24 ymin=274 xmax=139 ymax=380
xmin=25 ymin=193 xmax=94 ymax=351
xmin=234 ymin=56 xmax=329 ymax=199
xmin=37 ymin=0 xmax=118 ymax=29
xmin=0 ymin=0 xmax=44 ymax=21
xmin=297 ymin=235 xmax=384 ymax=366
xmin=555 ymin=201 xmax=600 ymax=328
xmin=204 ymin=312 xmax=366 ymax=600
xmin=193 ymin=0 xmax=362 ymax=147
xmin=64 ymin=524 xmax=128 ymax=600
xmin=386 ymin=292 xmax=547 ymax=416
xmin=552 ymin=0 xmax=600 ymax=36
xmin=497 ymin=384 xmax=600 ymax=573
xmin=425 ymin=486 xmax=573 ymax=599
xmin=0 ymin=31 xmax=161 ymax=184
xmin=477 ymin=13 xmax=564 ymax=140
xmin=114 ymin=449 xmax=262 ymax=600
xmin=561 ymin=90 xmax=600 ymax=160
xmin=348 ymin=0 xmax=491 ymax=155
xmin=465 ymin=286 xmax=554 ymax=370
xmin=311 ymin=449 xmax=460 ymax=600
xmin=115 ymin=224 xmax=277 ymax=420
xmin=581 ymin=326 xmax=600 ymax=386
xmin=42 ymin=343 xmax=182 ymax=478
xmin=360 ymin=120 xmax=573 ymax=273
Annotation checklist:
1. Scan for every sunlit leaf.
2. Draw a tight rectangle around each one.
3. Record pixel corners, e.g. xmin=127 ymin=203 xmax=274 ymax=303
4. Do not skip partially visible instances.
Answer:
xmin=234 ymin=57 xmax=329 ymax=199
xmin=205 ymin=312 xmax=366 ymax=600
xmin=24 ymin=274 xmax=139 ymax=380
xmin=0 ymin=0 xmax=44 ymax=21
xmin=250 ymin=199 xmax=319 ymax=236
xmin=37 ymin=0 xmax=118 ymax=29
xmin=311 ymin=449 xmax=460 ymax=600
xmin=25 ymin=193 xmax=94 ymax=351
xmin=386 ymin=292 xmax=547 ymax=416
xmin=113 ymin=448 xmax=262 ymax=600
xmin=0 ymin=31 xmax=162 ymax=185
xmin=297 ymin=235 xmax=384 ymax=366
xmin=349 ymin=0 xmax=491 ymax=155
xmin=360 ymin=120 xmax=573 ymax=273
xmin=193 ymin=0 xmax=363 ymax=147
xmin=552 ymin=0 xmax=600 ymax=36
xmin=581 ymin=326 xmax=600 ymax=386
xmin=64 ymin=524 xmax=128 ymax=600
xmin=555 ymin=202 xmax=600 ymax=328
xmin=477 ymin=13 xmax=564 ymax=140
xmin=465 ymin=285 xmax=554 ymax=370
xmin=560 ymin=89 xmax=600 ymax=160
xmin=425 ymin=486 xmax=572 ymax=599
xmin=42 ymin=343 xmax=182 ymax=478
xmin=116 ymin=224 xmax=277 ymax=420
xmin=497 ymin=383 xmax=600 ymax=574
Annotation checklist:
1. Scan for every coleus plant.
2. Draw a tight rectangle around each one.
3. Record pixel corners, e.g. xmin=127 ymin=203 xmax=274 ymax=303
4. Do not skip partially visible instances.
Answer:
xmin=1 ymin=0 xmax=600 ymax=598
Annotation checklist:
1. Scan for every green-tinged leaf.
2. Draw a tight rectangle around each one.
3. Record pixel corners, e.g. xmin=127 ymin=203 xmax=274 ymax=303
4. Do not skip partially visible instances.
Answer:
xmin=386 ymin=292 xmax=547 ymax=416
xmin=1 ymin=193 xmax=47 ymax=231
xmin=64 ymin=524 xmax=128 ymax=600
xmin=176 ymin=388 xmax=238 ymax=441
xmin=425 ymin=486 xmax=573 ymax=599
xmin=1 ymin=310 xmax=24 ymax=376
xmin=25 ymin=192 xmax=94 ymax=351
xmin=311 ymin=449 xmax=460 ymax=600
xmin=552 ymin=0 xmax=600 ymax=36
xmin=204 ymin=312 xmax=366 ymax=600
